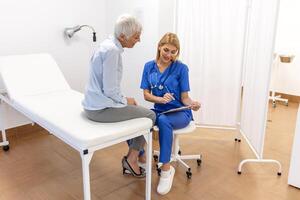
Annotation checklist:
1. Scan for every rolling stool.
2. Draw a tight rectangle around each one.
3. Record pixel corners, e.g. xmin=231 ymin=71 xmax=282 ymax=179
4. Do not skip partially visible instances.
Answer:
xmin=153 ymin=121 xmax=202 ymax=179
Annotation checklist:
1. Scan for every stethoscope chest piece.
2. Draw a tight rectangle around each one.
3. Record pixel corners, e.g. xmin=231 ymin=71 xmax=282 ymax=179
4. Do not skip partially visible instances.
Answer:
xmin=150 ymin=62 xmax=175 ymax=91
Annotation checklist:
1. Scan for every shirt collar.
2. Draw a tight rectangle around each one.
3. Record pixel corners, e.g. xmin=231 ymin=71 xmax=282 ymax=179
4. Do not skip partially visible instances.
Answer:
xmin=110 ymin=35 xmax=124 ymax=53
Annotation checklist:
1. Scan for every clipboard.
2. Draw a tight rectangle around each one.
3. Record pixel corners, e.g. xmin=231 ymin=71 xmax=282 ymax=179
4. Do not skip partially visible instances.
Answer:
xmin=161 ymin=105 xmax=191 ymax=114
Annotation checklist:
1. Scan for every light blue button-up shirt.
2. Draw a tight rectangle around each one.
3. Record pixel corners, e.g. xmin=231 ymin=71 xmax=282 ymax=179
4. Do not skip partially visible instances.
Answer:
xmin=82 ymin=36 xmax=127 ymax=110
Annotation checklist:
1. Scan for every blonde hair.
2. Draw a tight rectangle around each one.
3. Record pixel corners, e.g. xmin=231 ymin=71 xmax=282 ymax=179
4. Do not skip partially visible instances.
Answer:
xmin=156 ymin=32 xmax=180 ymax=62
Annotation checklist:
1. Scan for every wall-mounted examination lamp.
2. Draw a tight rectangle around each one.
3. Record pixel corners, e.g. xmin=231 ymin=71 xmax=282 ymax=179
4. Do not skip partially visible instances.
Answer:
xmin=64 ymin=25 xmax=97 ymax=42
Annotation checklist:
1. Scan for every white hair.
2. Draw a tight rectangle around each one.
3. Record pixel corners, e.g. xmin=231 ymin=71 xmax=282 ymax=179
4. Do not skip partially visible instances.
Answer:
xmin=114 ymin=14 xmax=142 ymax=39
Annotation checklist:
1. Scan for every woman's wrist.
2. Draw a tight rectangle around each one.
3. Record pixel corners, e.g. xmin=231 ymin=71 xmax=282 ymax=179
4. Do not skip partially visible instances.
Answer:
xmin=155 ymin=96 xmax=164 ymax=104
xmin=145 ymin=94 xmax=162 ymax=104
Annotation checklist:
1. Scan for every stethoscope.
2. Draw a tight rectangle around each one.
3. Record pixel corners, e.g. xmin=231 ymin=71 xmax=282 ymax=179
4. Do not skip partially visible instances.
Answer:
xmin=149 ymin=62 xmax=174 ymax=91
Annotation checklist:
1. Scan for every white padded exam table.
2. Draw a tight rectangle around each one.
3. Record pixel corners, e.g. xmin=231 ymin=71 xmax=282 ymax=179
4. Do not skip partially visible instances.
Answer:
xmin=0 ymin=54 xmax=153 ymax=200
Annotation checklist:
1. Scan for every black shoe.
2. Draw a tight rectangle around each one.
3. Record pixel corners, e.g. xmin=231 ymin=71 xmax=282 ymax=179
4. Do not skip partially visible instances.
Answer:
xmin=122 ymin=156 xmax=146 ymax=178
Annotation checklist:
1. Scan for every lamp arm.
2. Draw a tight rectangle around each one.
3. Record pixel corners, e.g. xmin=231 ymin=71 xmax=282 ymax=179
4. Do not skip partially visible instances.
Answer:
xmin=64 ymin=25 xmax=97 ymax=42
xmin=79 ymin=25 xmax=96 ymax=33
xmin=80 ymin=25 xmax=97 ymax=42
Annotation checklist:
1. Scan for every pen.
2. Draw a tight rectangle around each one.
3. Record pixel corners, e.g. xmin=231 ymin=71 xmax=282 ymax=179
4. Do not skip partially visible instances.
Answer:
xmin=165 ymin=86 xmax=175 ymax=100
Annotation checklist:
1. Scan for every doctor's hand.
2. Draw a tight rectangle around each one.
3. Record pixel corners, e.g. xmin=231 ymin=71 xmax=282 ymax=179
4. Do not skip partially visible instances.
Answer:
xmin=190 ymin=101 xmax=201 ymax=111
xmin=126 ymin=97 xmax=137 ymax=106
xmin=159 ymin=93 xmax=174 ymax=104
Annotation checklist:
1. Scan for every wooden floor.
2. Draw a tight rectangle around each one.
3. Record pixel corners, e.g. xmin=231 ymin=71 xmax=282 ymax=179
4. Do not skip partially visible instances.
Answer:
xmin=1 ymin=102 xmax=300 ymax=200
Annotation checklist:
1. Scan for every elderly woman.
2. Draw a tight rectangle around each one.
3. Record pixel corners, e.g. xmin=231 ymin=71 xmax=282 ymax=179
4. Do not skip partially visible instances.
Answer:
xmin=82 ymin=14 xmax=155 ymax=178
xmin=140 ymin=33 xmax=201 ymax=194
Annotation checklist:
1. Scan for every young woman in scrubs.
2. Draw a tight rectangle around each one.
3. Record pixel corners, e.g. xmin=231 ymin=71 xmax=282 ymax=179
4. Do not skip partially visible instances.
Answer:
xmin=140 ymin=32 xmax=201 ymax=195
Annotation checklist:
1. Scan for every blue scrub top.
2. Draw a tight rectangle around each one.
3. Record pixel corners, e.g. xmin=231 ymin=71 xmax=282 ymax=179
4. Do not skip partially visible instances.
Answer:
xmin=140 ymin=60 xmax=193 ymax=118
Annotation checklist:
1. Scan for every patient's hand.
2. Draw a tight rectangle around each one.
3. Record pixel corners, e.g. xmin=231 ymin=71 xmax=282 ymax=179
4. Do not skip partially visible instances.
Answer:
xmin=127 ymin=97 xmax=137 ymax=105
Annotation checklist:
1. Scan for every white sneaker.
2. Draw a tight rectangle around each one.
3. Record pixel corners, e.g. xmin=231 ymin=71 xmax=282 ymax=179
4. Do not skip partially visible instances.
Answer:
xmin=157 ymin=166 xmax=175 ymax=195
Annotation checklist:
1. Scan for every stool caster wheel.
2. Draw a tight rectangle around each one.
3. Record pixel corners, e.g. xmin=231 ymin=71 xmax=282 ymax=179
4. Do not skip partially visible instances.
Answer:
xmin=3 ymin=145 xmax=9 ymax=151
xmin=186 ymin=170 xmax=192 ymax=179
xmin=153 ymin=155 xmax=158 ymax=162
xmin=234 ymin=138 xmax=241 ymax=142
xmin=178 ymin=150 xmax=181 ymax=155
xmin=197 ymin=159 xmax=202 ymax=166
xmin=277 ymin=172 xmax=282 ymax=176
xmin=237 ymin=171 xmax=242 ymax=175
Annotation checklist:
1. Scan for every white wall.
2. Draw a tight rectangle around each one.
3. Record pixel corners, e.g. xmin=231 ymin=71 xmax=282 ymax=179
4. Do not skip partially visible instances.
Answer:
xmin=0 ymin=0 xmax=107 ymax=92
xmin=273 ymin=0 xmax=300 ymax=95
xmin=157 ymin=0 xmax=176 ymax=38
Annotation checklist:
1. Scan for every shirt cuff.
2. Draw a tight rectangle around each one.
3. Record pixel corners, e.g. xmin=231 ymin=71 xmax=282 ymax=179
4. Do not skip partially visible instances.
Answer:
xmin=122 ymin=96 xmax=127 ymax=105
